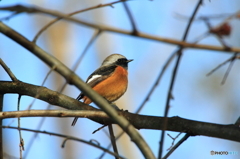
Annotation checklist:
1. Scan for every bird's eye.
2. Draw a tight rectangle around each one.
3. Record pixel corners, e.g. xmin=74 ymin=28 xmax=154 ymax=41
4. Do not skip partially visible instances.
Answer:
xmin=117 ymin=58 xmax=125 ymax=62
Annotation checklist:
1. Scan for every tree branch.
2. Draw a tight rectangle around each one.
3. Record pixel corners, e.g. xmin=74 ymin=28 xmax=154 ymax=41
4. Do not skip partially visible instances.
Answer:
xmin=0 ymin=109 xmax=239 ymax=142
xmin=108 ymin=124 xmax=119 ymax=159
xmin=162 ymin=133 xmax=190 ymax=159
xmin=0 ymin=19 xmax=156 ymax=157
xmin=32 ymin=0 xmax=124 ymax=43
xmin=0 ymin=94 xmax=3 ymax=159
xmin=0 ymin=81 xmax=239 ymax=142
xmin=1 ymin=126 xmax=125 ymax=159
xmin=159 ymin=1 xmax=203 ymax=158
xmin=0 ymin=58 xmax=18 ymax=82
xmin=1 ymin=5 xmax=240 ymax=53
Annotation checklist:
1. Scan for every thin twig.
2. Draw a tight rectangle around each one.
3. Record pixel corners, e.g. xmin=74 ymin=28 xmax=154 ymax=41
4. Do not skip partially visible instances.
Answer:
xmin=234 ymin=117 xmax=240 ymax=126
xmin=0 ymin=94 xmax=3 ymax=159
xmin=61 ymin=138 xmax=71 ymax=148
xmin=215 ymin=34 xmax=230 ymax=48
xmin=121 ymin=0 xmax=138 ymax=34
xmin=2 ymin=126 xmax=125 ymax=159
xmin=92 ymin=125 xmax=108 ymax=134
xmin=98 ymin=130 xmax=125 ymax=159
xmin=0 ymin=58 xmax=18 ymax=82
xmin=158 ymin=1 xmax=203 ymax=158
xmin=206 ymin=52 xmax=239 ymax=84
xmin=221 ymin=53 xmax=238 ymax=85
xmin=162 ymin=134 xmax=190 ymax=159
xmin=108 ymin=125 xmax=119 ymax=159
xmin=158 ymin=50 xmax=183 ymax=159
xmin=0 ymin=11 xmax=22 ymax=21
xmin=174 ymin=12 xmax=233 ymax=21
xmin=192 ymin=31 xmax=210 ymax=44
xmin=199 ymin=11 xmax=240 ymax=21
xmin=61 ymin=138 xmax=100 ymax=148
xmin=32 ymin=0 xmax=123 ymax=43
xmin=17 ymin=95 xmax=24 ymax=159
xmin=166 ymin=132 xmax=182 ymax=151
xmin=206 ymin=56 xmax=235 ymax=76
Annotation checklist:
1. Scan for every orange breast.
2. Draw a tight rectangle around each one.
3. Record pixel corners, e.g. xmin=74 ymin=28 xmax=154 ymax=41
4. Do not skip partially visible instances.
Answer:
xmin=83 ymin=66 xmax=128 ymax=104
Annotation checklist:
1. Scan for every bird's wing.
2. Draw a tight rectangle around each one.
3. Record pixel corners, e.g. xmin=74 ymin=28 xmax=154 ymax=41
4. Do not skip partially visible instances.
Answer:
xmin=76 ymin=65 xmax=116 ymax=100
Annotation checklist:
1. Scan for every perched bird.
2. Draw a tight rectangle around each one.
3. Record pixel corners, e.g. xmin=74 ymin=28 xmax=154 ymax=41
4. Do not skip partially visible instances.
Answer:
xmin=72 ymin=54 xmax=133 ymax=126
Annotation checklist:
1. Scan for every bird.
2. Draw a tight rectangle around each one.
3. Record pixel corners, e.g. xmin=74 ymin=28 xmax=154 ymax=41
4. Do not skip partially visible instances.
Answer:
xmin=71 ymin=54 xmax=133 ymax=126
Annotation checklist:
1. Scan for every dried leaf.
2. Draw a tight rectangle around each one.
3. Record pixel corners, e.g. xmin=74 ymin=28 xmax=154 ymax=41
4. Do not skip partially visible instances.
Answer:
xmin=210 ymin=23 xmax=231 ymax=36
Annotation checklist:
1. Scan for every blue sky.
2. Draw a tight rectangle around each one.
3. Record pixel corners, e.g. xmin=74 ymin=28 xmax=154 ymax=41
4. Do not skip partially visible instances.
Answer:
xmin=0 ymin=0 xmax=240 ymax=159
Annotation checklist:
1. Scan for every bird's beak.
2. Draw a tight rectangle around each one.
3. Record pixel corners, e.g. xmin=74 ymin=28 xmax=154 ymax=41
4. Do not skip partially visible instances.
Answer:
xmin=127 ymin=59 xmax=133 ymax=63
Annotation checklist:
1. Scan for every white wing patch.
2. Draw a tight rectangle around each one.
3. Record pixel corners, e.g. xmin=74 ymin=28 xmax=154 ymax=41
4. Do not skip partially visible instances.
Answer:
xmin=87 ymin=75 xmax=102 ymax=84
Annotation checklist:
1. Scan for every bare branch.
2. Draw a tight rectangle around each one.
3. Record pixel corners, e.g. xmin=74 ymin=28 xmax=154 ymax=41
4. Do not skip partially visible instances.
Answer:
xmin=1 ymin=2 xmax=239 ymax=159
xmin=162 ymin=134 xmax=190 ymax=159
xmin=221 ymin=54 xmax=236 ymax=85
xmin=0 ymin=58 xmax=18 ymax=82
xmin=17 ymin=95 xmax=24 ymax=158
xmin=0 ymin=108 xmax=239 ymax=142
xmin=33 ymin=0 xmax=124 ymax=43
xmin=0 ymin=6 xmax=240 ymax=53
xmin=0 ymin=94 xmax=3 ymax=159
xmin=166 ymin=133 xmax=182 ymax=151
xmin=235 ymin=117 xmax=240 ymax=126
xmin=0 ymin=110 xmax=109 ymax=120
xmin=98 ymin=130 xmax=125 ymax=158
xmin=159 ymin=1 xmax=203 ymax=158
xmin=92 ymin=125 xmax=108 ymax=134
xmin=0 ymin=80 xmax=155 ymax=158
xmin=121 ymin=0 xmax=138 ymax=34
xmin=206 ymin=53 xmax=239 ymax=84
xmin=2 ymin=126 xmax=125 ymax=159
xmin=108 ymin=125 xmax=119 ymax=159
xmin=0 ymin=11 xmax=22 ymax=21
xmin=206 ymin=56 xmax=236 ymax=76
xmin=24 ymin=30 xmax=101 ymax=157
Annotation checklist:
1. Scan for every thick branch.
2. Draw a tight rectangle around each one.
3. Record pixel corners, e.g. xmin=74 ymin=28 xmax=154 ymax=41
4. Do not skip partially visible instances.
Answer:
xmin=0 ymin=81 xmax=239 ymax=142
xmin=0 ymin=19 xmax=155 ymax=157
xmin=0 ymin=110 xmax=108 ymax=119
xmin=0 ymin=81 xmax=96 ymax=111
xmin=0 ymin=79 xmax=155 ymax=158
